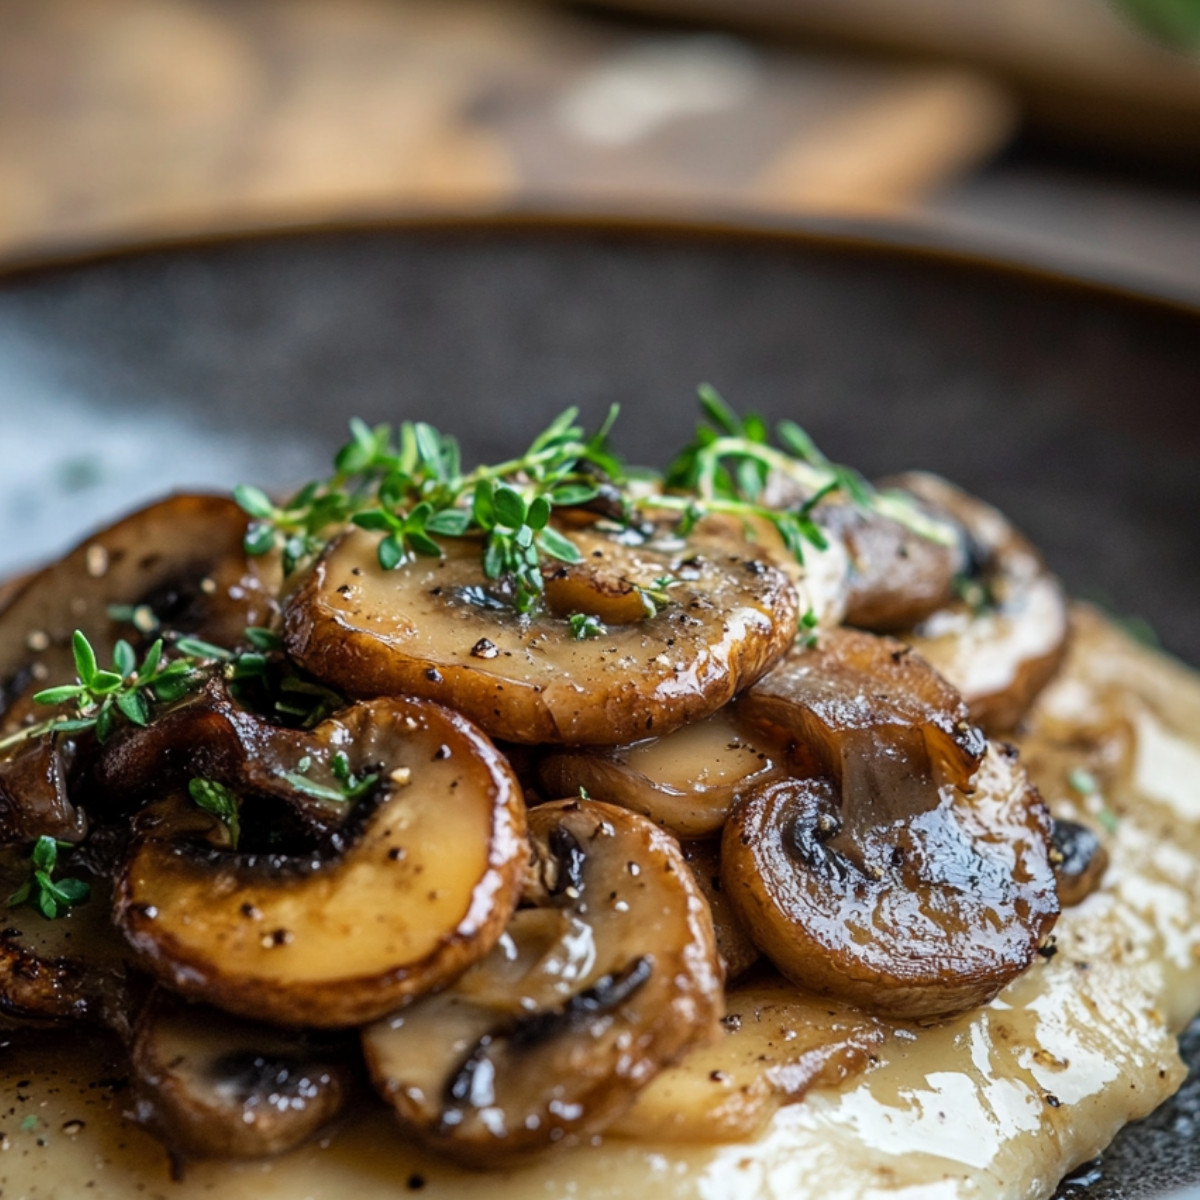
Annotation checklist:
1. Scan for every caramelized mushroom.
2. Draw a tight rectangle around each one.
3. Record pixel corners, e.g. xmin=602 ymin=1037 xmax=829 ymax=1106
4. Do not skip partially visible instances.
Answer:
xmin=722 ymin=743 xmax=1059 ymax=1018
xmin=891 ymin=473 xmax=1068 ymax=733
xmin=361 ymin=798 xmax=723 ymax=1165
xmin=114 ymin=697 xmax=528 ymax=1027
xmin=283 ymin=515 xmax=798 ymax=745
xmin=0 ymin=495 xmax=278 ymax=709
xmin=739 ymin=627 xmax=986 ymax=819
xmin=0 ymin=733 xmax=86 ymax=844
xmin=609 ymin=976 xmax=883 ymax=1141
xmin=538 ymin=706 xmax=784 ymax=839
xmin=129 ymin=990 xmax=355 ymax=1162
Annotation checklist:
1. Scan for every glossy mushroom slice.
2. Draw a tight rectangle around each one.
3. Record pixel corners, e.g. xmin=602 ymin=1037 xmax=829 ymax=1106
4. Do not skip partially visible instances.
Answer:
xmin=538 ymin=706 xmax=784 ymax=839
xmin=756 ymin=472 xmax=966 ymax=633
xmin=283 ymin=514 xmax=798 ymax=745
xmin=892 ymin=472 xmax=1069 ymax=734
xmin=129 ymin=990 xmax=356 ymax=1163
xmin=1051 ymin=817 xmax=1109 ymax=907
xmin=0 ymin=495 xmax=278 ymax=711
xmin=722 ymin=744 xmax=1059 ymax=1018
xmin=740 ymin=627 xmax=986 ymax=830
xmin=113 ymin=696 xmax=528 ymax=1028
xmin=609 ymin=975 xmax=883 ymax=1142
xmin=362 ymin=798 xmax=723 ymax=1165
xmin=0 ymin=732 xmax=87 ymax=844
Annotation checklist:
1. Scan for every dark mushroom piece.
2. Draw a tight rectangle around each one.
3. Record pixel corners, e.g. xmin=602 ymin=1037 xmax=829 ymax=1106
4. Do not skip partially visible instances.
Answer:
xmin=739 ymin=627 xmax=987 ymax=826
xmin=1051 ymin=818 xmax=1109 ymax=907
xmin=362 ymin=799 xmax=723 ymax=1165
xmin=283 ymin=514 xmax=798 ymax=745
xmin=0 ymin=853 xmax=132 ymax=1031
xmin=0 ymin=733 xmax=86 ymax=844
xmin=538 ymin=706 xmax=784 ymax=839
xmin=729 ymin=627 xmax=1057 ymax=1017
xmin=757 ymin=471 xmax=967 ymax=633
xmin=722 ymin=744 xmax=1059 ymax=1019
xmin=890 ymin=472 xmax=1069 ymax=734
xmin=114 ymin=696 xmax=528 ymax=1028
xmin=129 ymin=989 xmax=356 ymax=1163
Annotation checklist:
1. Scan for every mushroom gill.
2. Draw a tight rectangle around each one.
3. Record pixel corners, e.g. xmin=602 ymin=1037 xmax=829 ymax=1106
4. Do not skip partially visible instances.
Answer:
xmin=113 ymin=696 xmax=528 ymax=1027
xmin=362 ymin=798 xmax=723 ymax=1164
xmin=283 ymin=514 xmax=798 ymax=745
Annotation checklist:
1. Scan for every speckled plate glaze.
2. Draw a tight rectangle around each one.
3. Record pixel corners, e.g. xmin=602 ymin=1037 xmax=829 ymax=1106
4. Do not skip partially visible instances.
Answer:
xmin=1 ymin=216 xmax=1199 ymax=1197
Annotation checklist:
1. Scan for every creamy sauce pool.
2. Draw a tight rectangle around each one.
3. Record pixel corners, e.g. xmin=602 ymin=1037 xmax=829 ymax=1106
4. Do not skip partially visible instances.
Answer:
xmin=4 ymin=607 xmax=1200 ymax=1200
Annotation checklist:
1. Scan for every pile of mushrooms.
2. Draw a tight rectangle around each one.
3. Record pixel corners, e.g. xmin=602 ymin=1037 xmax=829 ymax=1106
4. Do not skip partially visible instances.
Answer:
xmin=0 ymin=468 xmax=1104 ymax=1172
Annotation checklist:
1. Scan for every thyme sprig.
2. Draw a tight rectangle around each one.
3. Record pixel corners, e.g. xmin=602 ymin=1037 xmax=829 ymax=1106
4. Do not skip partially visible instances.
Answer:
xmin=188 ymin=778 xmax=241 ymax=848
xmin=235 ymin=408 xmax=622 ymax=610
xmin=6 ymin=835 xmax=91 ymax=920
xmin=652 ymin=385 xmax=953 ymax=563
xmin=0 ymin=631 xmax=211 ymax=754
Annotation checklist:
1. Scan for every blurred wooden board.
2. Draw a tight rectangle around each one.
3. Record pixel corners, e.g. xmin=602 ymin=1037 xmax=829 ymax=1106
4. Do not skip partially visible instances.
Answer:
xmin=0 ymin=0 xmax=1013 ymax=262
xmin=563 ymin=0 xmax=1200 ymax=163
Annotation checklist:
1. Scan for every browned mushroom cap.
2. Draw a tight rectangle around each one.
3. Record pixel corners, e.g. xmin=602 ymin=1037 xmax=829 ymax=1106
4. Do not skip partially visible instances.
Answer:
xmin=538 ymin=706 xmax=784 ymax=839
xmin=361 ymin=798 xmax=723 ymax=1165
xmin=815 ymin=500 xmax=966 ymax=633
xmin=608 ymin=976 xmax=883 ymax=1142
xmin=890 ymin=472 xmax=1068 ymax=734
xmin=283 ymin=514 xmax=798 ymax=745
xmin=114 ymin=696 xmax=528 ymax=1028
xmin=0 ymin=495 xmax=278 ymax=711
xmin=756 ymin=471 xmax=966 ymax=632
xmin=128 ymin=989 xmax=356 ymax=1162
xmin=739 ymin=627 xmax=986 ymax=822
xmin=0 ymin=733 xmax=86 ymax=844
xmin=722 ymin=743 xmax=1059 ymax=1018
xmin=0 ymin=855 xmax=131 ymax=1030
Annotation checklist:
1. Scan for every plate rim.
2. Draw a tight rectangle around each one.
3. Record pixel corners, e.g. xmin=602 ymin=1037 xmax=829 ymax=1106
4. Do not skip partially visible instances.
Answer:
xmin=1 ymin=207 xmax=1197 ymax=326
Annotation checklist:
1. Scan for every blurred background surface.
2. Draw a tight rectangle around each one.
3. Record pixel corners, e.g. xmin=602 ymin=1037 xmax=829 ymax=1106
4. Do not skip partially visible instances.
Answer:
xmin=3 ymin=0 xmax=1200 ymax=299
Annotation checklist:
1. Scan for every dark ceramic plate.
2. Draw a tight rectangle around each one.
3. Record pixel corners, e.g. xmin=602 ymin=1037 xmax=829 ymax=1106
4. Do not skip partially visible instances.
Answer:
xmin=1 ymin=217 xmax=1199 ymax=1198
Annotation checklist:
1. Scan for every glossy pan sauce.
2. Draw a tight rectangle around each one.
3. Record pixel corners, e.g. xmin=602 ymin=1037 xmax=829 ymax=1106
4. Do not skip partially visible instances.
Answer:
xmin=3 ymin=606 xmax=1200 ymax=1199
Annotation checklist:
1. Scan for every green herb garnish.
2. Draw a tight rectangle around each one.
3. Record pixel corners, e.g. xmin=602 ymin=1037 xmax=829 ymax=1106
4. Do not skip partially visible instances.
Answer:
xmin=654 ymin=385 xmax=954 ymax=563
xmin=234 ymin=408 xmax=621 ymax=605
xmin=281 ymin=750 xmax=379 ymax=804
xmin=188 ymin=778 xmax=241 ymax=848
xmin=6 ymin=835 xmax=91 ymax=920
xmin=568 ymin=613 xmax=606 ymax=640
xmin=0 ymin=631 xmax=210 ymax=754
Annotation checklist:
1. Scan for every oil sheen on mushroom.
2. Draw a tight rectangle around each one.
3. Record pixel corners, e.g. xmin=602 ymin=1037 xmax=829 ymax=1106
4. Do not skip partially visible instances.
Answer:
xmin=538 ymin=706 xmax=784 ymax=839
xmin=0 ymin=494 xmax=279 ymax=731
xmin=722 ymin=743 xmax=1059 ymax=1019
xmin=282 ymin=514 xmax=798 ymax=745
xmin=129 ymin=989 xmax=355 ymax=1163
xmin=608 ymin=976 xmax=883 ymax=1141
xmin=113 ymin=696 xmax=528 ymax=1028
xmin=361 ymin=799 xmax=723 ymax=1165
xmin=893 ymin=472 xmax=1069 ymax=734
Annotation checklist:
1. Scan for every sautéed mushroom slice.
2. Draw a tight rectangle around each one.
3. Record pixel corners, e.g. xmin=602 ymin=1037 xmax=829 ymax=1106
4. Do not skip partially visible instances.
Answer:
xmin=362 ymin=799 xmax=723 ymax=1165
xmin=283 ymin=514 xmax=797 ymax=745
xmin=129 ymin=989 xmax=356 ymax=1163
xmin=113 ymin=696 xmax=527 ymax=1027
xmin=722 ymin=745 xmax=1058 ymax=1018
xmin=893 ymin=472 xmax=1068 ymax=734
xmin=538 ymin=705 xmax=784 ymax=838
